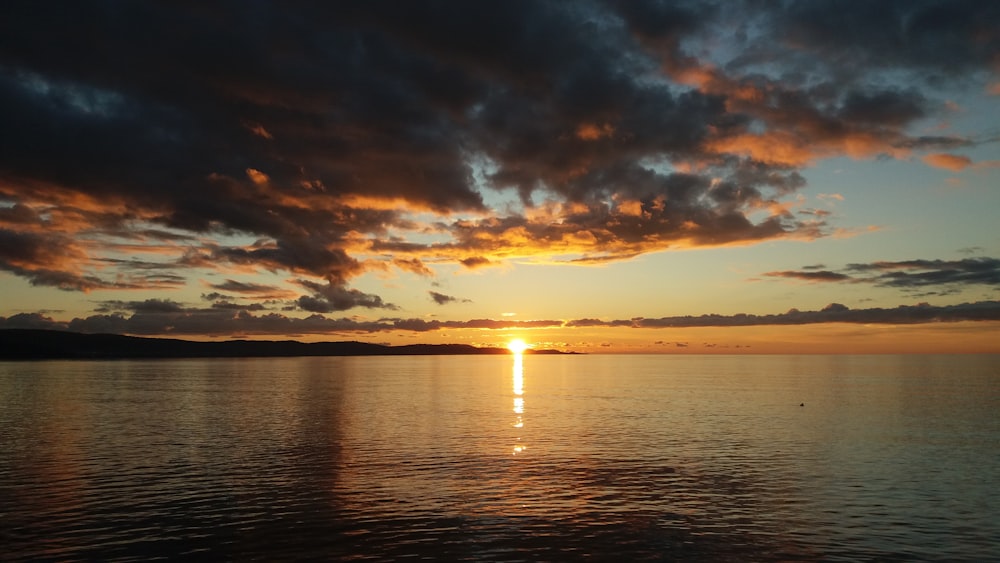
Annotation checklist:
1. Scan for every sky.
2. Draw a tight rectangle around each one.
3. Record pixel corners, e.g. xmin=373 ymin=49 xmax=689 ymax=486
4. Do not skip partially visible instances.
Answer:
xmin=1 ymin=0 xmax=999 ymax=353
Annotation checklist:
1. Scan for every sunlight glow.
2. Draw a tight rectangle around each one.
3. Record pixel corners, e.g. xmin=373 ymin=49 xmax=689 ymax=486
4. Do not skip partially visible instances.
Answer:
xmin=507 ymin=338 xmax=529 ymax=354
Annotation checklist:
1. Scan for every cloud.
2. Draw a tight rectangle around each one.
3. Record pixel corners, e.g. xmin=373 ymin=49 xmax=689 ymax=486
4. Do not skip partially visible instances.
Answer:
xmin=922 ymin=153 xmax=973 ymax=171
xmin=209 ymin=240 xmax=366 ymax=284
xmin=245 ymin=168 xmax=270 ymax=186
xmin=0 ymin=2 xmax=997 ymax=308
xmin=388 ymin=318 xmax=563 ymax=332
xmin=576 ymin=122 xmax=615 ymax=141
xmin=211 ymin=301 xmax=267 ymax=311
xmin=296 ymin=280 xmax=397 ymax=313
xmin=0 ymin=312 xmax=64 ymax=330
xmin=460 ymin=256 xmax=494 ymax=269
xmin=203 ymin=279 xmax=299 ymax=301
xmin=210 ymin=279 xmax=287 ymax=294
xmin=764 ymin=270 xmax=853 ymax=282
xmin=0 ymin=228 xmax=184 ymax=291
xmin=564 ymin=318 xmax=633 ymax=328
xmin=392 ymin=258 xmax=434 ymax=277
xmin=0 ymin=305 xmax=563 ymax=336
xmin=958 ymin=246 xmax=985 ymax=255
xmin=767 ymin=257 xmax=1000 ymax=290
xmin=95 ymin=299 xmax=186 ymax=314
xmin=760 ymin=1 xmax=1000 ymax=79
xmin=5 ymin=300 xmax=998 ymax=338
xmin=429 ymin=291 xmax=470 ymax=305
xmin=846 ymin=258 xmax=1000 ymax=288
xmin=566 ymin=301 xmax=1000 ymax=328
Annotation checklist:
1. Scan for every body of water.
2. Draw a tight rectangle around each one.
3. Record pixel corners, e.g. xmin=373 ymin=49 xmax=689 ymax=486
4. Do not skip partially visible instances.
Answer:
xmin=1 ymin=354 xmax=998 ymax=561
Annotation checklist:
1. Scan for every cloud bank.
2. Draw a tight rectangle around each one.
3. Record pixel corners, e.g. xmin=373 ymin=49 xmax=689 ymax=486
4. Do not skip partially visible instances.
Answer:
xmin=2 ymin=300 xmax=997 ymax=338
xmin=765 ymin=257 xmax=1000 ymax=295
xmin=1 ymin=1 xmax=997 ymax=311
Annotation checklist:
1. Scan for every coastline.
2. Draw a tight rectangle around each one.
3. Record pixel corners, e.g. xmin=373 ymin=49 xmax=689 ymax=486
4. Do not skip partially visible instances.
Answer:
xmin=0 ymin=329 xmax=574 ymax=360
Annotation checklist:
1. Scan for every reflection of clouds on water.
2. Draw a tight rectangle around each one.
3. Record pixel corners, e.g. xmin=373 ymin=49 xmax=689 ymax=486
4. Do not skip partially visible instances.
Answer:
xmin=512 ymin=353 xmax=525 ymax=454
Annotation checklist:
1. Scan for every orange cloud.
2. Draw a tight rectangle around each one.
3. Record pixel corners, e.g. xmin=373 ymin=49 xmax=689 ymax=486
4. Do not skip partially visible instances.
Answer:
xmin=392 ymin=258 xmax=434 ymax=277
xmin=460 ymin=256 xmax=494 ymax=269
xmin=243 ymin=121 xmax=274 ymax=139
xmin=705 ymin=131 xmax=814 ymax=166
xmin=922 ymin=153 xmax=972 ymax=171
xmin=333 ymin=193 xmax=466 ymax=214
xmin=666 ymin=62 xmax=716 ymax=89
xmin=576 ymin=122 xmax=614 ymax=141
xmin=668 ymin=60 xmax=927 ymax=170
xmin=615 ymin=199 xmax=644 ymax=217
xmin=246 ymin=168 xmax=270 ymax=185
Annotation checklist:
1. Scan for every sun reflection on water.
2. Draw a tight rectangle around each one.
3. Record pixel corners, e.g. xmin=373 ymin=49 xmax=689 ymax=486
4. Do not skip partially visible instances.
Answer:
xmin=512 ymin=351 xmax=525 ymax=454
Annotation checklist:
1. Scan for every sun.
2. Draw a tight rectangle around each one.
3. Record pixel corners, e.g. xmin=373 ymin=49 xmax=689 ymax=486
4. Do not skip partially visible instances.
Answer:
xmin=507 ymin=338 xmax=529 ymax=354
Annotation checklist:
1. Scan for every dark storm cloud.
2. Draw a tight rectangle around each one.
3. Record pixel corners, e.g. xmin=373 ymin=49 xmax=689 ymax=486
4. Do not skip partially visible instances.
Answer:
xmin=759 ymin=0 xmax=1000 ymax=84
xmin=766 ymin=257 xmax=1000 ymax=289
xmin=1 ymin=1 xmax=997 ymax=305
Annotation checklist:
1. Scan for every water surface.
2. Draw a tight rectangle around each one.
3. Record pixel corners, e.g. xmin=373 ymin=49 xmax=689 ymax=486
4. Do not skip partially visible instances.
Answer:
xmin=1 ymin=354 xmax=997 ymax=560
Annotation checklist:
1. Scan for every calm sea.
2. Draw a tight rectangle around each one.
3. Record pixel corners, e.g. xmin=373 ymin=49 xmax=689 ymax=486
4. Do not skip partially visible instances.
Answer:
xmin=1 ymin=354 xmax=998 ymax=561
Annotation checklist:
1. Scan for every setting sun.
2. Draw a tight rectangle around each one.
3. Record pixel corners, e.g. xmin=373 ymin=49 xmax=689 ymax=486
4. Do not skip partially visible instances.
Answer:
xmin=507 ymin=338 xmax=529 ymax=354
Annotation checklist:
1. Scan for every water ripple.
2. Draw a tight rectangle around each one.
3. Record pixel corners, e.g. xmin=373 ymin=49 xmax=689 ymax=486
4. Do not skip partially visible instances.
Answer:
xmin=1 ymin=355 xmax=998 ymax=561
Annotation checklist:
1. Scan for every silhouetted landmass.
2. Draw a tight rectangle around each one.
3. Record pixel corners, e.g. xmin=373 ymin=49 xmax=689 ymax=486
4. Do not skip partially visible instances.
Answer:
xmin=0 ymin=329 xmax=575 ymax=360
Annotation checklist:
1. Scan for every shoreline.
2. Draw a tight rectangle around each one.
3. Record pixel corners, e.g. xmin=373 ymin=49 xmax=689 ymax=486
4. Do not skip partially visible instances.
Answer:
xmin=0 ymin=329 xmax=575 ymax=360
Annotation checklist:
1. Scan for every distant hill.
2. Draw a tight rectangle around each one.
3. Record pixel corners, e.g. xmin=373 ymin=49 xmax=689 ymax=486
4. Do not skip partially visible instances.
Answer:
xmin=0 ymin=329 xmax=574 ymax=359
